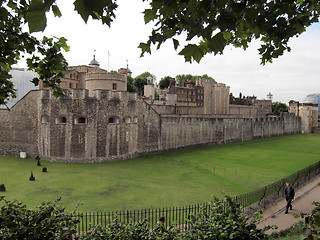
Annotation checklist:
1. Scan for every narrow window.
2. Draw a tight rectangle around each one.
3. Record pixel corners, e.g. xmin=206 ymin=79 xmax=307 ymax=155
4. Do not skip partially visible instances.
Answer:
xmin=133 ymin=117 xmax=138 ymax=123
xmin=75 ymin=117 xmax=87 ymax=124
xmin=109 ymin=117 xmax=119 ymax=124
xmin=78 ymin=134 xmax=83 ymax=144
xmin=69 ymin=83 xmax=72 ymax=88
xmin=112 ymin=83 xmax=117 ymax=90
xmin=124 ymin=117 xmax=131 ymax=124
xmin=55 ymin=116 xmax=66 ymax=124
xmin=41 ymin=116 xmax=49 ymax=124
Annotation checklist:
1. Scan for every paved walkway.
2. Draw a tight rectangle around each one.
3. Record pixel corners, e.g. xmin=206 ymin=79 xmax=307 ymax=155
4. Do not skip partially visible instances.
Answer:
xmin=257 ymin=175 xmax=320 ymax=233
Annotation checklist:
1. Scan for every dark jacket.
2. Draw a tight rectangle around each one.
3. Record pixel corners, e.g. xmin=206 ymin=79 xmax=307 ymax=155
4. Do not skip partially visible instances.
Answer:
xmin=285 ymin=186 xmax=295 ymax=199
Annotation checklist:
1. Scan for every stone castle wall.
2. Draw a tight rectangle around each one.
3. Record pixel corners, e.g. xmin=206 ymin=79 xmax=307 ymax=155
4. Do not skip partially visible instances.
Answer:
xmin=0 ymin=91 xmax=39 ymax=157
xmin=160 ymin=113 xmax=300 ymax=152
xmin=0 ymin=90 xmax=301 ymax=162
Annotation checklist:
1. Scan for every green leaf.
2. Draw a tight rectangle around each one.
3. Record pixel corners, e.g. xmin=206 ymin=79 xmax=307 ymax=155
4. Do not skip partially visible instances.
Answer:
xmin=222 ymin=31 xmax=233 ymax=41
xmin=26 ymin=10 xmax=47 ymax=32
xmin=58 ymin=37 xmax=70 ymax=52
xmin=144 ymin=8 xmax=156 ymax=24
xmin=51 ymin=5 xmax=61 ymax=18
xmin=31 ymin=77 xmax=39 ymax=86
xmin=74 ymin=0 xmax=91 ymax=23
xmin=172 ymin=38 xmax=179 ymax=50
xmin=207 ymin=32 xmax=227 ymax=55
xmin=138 ymin=42 xmax=151 ymax=57
xmin=25 ymin=0 xmax=48 ymax=32
xmin=178 ymin=44 xmax=204 ymax=63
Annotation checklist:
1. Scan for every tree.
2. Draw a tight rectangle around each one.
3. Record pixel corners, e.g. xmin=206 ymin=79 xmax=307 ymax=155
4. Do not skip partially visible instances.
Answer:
xmin=154 ymin=90 xmax=159 ymax=100
xmin=135 ymin=72 xmax=156 ymax=85
xmin=175 ymin=74 xmax=216 ymax=86
xmin=127 ymin=76 xmax=135 ymax=93
xmin=133 ymin=77 xmax=147 ymax=95
xmin=133 ymin=71 xmax=156 ymax=95
xmin=159 ymin=76 xmax=172 ymax=89
xmin=1 ymin=0 xmax=319 ymax=105
xmin=198 ymin=74 xmax=216 ymax=83
xmin=0 ymin=0 xmax=69 ymax=107
xmin=175 ymin=74 xmax=194 ymax=86
xmin=140 ymin=0 xmax=320 ymax=64
xmin=272 ymin=101 xmax=289 ymax=115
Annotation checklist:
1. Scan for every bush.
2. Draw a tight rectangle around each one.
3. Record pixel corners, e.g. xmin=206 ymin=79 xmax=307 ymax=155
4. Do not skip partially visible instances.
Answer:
xmin=295 ymin=201 xmax=320 ymax=240
xmin=75 ymin=219 xmax=178 ymax=240
xmin=181 ymin=195 xmax=275 ymax=240
xmin=0 ymin=196 xmax=276 ymax=239
xmin=0 ymin=197 xmax=79 ymax=239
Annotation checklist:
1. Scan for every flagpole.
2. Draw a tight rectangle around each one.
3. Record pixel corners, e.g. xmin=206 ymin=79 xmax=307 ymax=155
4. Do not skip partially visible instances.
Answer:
xmin=108 ymin=50 xmax=110 ymax=71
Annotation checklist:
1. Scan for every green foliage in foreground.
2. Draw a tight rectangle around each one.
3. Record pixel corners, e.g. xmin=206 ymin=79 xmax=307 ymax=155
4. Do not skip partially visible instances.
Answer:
xmin=295 ymin=201 xmax=320 ymax=240
xmin=0 ymin=134 xmax=319 ymax=212
xmin=0 ymin=197 xmax=78 ymax=239
xmin=0 ymin=196 xmax=274 ymax=240
xmin=182 ymin=195 xmax=274 ymax=240
xmin=270 ymin=201 xmax=320 ymax=240
xmin=271 ymin=223 xmax=305 ymax=240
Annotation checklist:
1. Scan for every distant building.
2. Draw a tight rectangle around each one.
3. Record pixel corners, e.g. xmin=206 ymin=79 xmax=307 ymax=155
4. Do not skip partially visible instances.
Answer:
xmin=289 ymin=101 xmax=318 ymax=133
xmin=303 ymin=93 xmax=320 ymax=117
xmin=168 ymin=78 xmax=205 ymax=107
xmin=39 ymin=55 xmax=130 ymax=96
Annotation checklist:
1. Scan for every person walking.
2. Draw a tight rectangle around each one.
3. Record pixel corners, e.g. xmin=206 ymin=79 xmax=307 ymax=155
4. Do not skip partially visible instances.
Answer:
xmin=284 ymin=182 xmax=295 ymax=214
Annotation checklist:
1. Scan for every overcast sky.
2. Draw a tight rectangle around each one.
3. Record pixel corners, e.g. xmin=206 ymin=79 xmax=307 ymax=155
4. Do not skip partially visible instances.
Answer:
xmin=19 ymin=0 xmax=320 ymax=104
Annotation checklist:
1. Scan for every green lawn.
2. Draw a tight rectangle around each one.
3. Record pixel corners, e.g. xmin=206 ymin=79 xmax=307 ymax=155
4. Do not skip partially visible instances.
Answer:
xmin=0 ymin=134 xmax=319 ymax=213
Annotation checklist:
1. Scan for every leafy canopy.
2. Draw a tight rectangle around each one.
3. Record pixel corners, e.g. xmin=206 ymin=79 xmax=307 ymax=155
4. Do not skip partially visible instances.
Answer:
xmin=272 ymin=101 xmax=289 ymax=115
xmin=159 ymin=76 xmax=172 ymax=89
xmin=0 ymin=0 xmax=70 ymax=106
xmin=1 ymin=0 xmax=319 ymax=106
xmin=140 ymin=0 xmax=320 ymax=64
xmin=175 ymin=74 xmax=216 ymax=86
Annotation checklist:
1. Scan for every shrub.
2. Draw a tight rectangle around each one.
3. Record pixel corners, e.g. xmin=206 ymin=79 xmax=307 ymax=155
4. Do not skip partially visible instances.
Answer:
xmin=0 ymin=197 xmax=79 ymax=239
xmin=181 ymin=195 xmax=275 ymax=240
xmin=295 ymin=201 xmax=320 ymax=240
xmin=75 ymin=219 xmax=178 ymax=240
xmin=0 ymin=195 xmax=276 ymax=239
